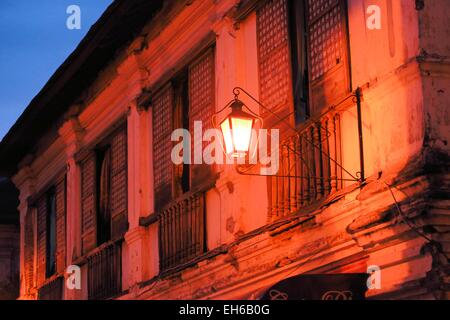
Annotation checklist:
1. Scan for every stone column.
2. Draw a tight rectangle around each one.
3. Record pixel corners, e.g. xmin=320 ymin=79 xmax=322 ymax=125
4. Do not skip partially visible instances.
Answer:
xmin=11 ymin=166 xmax=36 ymax=300
xmin=211 ymin=14 xmax=269 ymax=245
xmin=117 ymin=51 xmax=157 ymax=292
xmin=58 ymin=117 xmax=85 ymax=300
xmin=123 ymin=101 xmax=155 ymax=293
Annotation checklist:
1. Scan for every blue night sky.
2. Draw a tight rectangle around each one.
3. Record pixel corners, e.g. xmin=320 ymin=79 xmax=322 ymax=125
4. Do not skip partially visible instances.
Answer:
xmin=0 ymin=0 xmax=112 ymax=140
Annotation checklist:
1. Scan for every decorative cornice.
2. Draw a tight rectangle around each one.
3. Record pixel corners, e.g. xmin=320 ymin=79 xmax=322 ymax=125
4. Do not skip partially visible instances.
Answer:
xmin=58 ymin=117 xmax=85 ymax=145
xmin=58 ymin=117 xmax=86 ymax=159
xmin=211 ymin=15 xmax=236 ymax=38
xmin=11 ymin=166 xmax=35 ymax=191
xmin=124 ymin=227 xmax=149 ymax=245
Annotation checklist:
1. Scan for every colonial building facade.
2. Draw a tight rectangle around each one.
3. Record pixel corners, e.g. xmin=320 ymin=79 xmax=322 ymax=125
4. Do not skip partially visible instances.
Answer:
xmin=0 ymin=0 xmax=449 ymax=300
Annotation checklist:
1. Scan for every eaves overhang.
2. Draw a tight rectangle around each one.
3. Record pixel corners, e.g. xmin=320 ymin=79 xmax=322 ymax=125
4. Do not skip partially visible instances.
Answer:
xmin=0 ymin=0 xmax=164 ymax=176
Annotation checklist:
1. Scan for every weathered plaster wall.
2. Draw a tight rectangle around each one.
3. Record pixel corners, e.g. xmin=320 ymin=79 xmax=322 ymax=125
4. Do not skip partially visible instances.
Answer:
xmin=346 ymin=0 xmax=424 ymax=179
xmin=417 ymin=0 xmax=450 ymax=155
xmin=12 ymin=0 xmax=450 ymax=300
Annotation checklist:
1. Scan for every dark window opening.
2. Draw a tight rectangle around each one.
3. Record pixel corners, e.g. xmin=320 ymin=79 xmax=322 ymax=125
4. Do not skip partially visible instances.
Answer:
xmin=289 ymin=0 xmax=310 ymax=124
xmin=45 ymin=189 xmax=56 ymax=278
xmin=96 ymin=146 xmax=112 ymax=245
xmin=154 ymin=49 xmax=214 ymax=271
xmin=173 ymin=72 xmax=191 ymax=197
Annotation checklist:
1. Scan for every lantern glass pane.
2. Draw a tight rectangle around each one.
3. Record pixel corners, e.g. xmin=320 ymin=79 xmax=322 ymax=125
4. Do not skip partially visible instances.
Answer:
xmin=231 ymin=117 xmax=253 ymax=153
xmin=220 ymin=119 xmax=234 ymax=155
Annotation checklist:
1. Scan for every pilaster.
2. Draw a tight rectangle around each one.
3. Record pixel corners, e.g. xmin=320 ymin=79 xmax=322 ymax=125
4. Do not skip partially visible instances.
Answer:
xmin=58 ymin=117 xmax=85 ymax=300
xmin=11 ymin=166 xmax=36 ymax=300
xmin=124 ymin=100 xmax=154 ymax=289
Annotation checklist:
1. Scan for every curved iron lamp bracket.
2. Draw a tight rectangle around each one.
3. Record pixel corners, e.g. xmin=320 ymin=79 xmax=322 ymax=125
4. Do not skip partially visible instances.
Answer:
xmin=227 ymin=86 xmax=365 ymax=183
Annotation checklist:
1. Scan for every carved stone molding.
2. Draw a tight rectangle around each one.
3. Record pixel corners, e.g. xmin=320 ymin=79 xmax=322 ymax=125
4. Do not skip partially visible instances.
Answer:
xmin=58 ymin=117 xmax=85 ymax=158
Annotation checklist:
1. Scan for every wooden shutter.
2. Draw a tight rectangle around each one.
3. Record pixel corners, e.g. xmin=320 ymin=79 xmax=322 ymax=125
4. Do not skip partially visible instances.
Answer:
xmin=153 ymin=84 xmax=174 ymax=210
xmin=257 ymin=0 xmax=350 ymax=118
xmin=24 ymin=207 xmax=35 ymax=292
xmin=55 ymin=176 xmax=66 ymax=274
xmin=81 ymin=154 xmax=97 ymax=255
xmin=307 ymin=0 xmax=350 ymax=113
xmin=257 ymin=0 xmax=293 ymax=132
xmin=36 ymin=195 xmax=47 ymax=286
xmin=110 ymin=128 xmax=128 ymax=239
xmin=188 ymin=48 xmax=216 ymax=188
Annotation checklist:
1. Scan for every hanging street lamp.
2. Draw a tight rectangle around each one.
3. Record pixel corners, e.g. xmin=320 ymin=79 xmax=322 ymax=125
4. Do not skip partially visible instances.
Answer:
xmin=214 ymin=89 xmax=262 ymax=159
xmin=212 ymin=86 xmax=364 ymax=183
xmin=219 ymin=99 xmax=257 ymax=158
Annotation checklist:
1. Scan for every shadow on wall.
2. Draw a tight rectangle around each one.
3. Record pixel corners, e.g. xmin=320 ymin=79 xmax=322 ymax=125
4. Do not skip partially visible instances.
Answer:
xmin=0 ymin=178 xmax=20 ymax=300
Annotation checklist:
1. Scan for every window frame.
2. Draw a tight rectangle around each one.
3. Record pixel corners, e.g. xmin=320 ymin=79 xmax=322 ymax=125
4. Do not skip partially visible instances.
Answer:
xmin=45 ymin=188 xmax=57 ymax=278
xmin=29 ymin=170 xmax=66 ymax=286
xmin=256 ymin=0 xmax=351 ymax=129
xmin=288 ymin=0 xmax=310 ymax=124
xmin=78 ymin=121 xmax=128 ymax=256
xmin=152 ymin=45 xmax=217 ymax=210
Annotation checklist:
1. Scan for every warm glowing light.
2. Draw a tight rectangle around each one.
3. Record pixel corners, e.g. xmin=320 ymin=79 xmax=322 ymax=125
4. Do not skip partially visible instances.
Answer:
xmin=220 ymin=118 xmax=234 ymax=155
xmin=219 ymin=99 xmax=256 ymax=158
xmin=231 ymin=118 xmax=253 ymax=153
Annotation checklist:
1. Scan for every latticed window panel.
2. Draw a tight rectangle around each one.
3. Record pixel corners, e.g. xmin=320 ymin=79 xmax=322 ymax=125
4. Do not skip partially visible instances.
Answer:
xmin=308 ymin=0 xmax=345 ymax=81
xmin=257 ymin=0 xmax=292 ymax=118
xmin=153 ymin=85 xmax=173 ymax=208
xmin=257 ymin=0 xmax=289 ymax=58
xmin=81 ymin=157 xmax=96 ymax=234
xmin=189 ymin=49 xmax=215 ymax=141
xmin=111 ymin=130 xmax=127 ymax=176
xmin=36 ymin=195 xmax=47 ymax=286
xmin=81 ymin=155 xmax=97 ymax=254
xmin=308 ymin=0 xmax=338 ymax=21
xmin=189 ymin=48 xmax=216 ymax=186
xmin=110 ymin=130 xmax=127 ymax=217
xmin=110 ymin=171 xmax=127 ymax=215
xmin=55 ymin=177 xmax=66 ymax=274
xmin=110 ymin=128 xmax=128 ymax=238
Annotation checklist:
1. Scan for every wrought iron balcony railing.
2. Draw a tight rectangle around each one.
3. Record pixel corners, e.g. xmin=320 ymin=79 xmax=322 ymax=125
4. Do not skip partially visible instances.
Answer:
xmin=37 ymin=276 xmax=63 ymax=300
xmin=158 ymin=191 xmax=206 ymax=272
xmin=87 ymin=241 xmax=122 ymax=300
xmin=269 ymin=112 xmax=343 ymax=220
